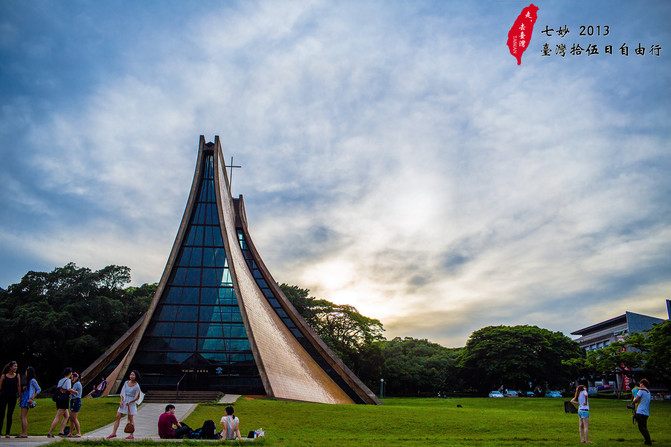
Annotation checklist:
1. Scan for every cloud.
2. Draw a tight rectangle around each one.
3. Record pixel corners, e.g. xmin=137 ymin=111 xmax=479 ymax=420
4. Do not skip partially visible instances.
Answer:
xmin=1 ymin=1 xmax=669 ymax=347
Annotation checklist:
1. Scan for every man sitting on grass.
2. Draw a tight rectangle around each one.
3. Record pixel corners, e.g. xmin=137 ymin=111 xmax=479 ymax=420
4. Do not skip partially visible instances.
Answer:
xmin=158 ymin=404 xmax=191 ymax=439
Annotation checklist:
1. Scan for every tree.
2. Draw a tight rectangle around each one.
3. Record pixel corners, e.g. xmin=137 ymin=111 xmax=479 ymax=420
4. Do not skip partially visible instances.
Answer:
xmin=375 ymin=337 xmax=462 ymax=396
xmin=0 ymin=263 xmax=154 ymax=386
xmin=279 ymin=283 xmax=384 ymax=368
xmin=643 ymin=320 xmax=671 ymax=384
xmin=458 ymin=325 xmax=583 ymax=393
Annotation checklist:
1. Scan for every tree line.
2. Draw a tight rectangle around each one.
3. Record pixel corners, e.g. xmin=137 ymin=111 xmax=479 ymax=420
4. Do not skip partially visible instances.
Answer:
xmin=1 ymin=263 xmax=668 ymax=396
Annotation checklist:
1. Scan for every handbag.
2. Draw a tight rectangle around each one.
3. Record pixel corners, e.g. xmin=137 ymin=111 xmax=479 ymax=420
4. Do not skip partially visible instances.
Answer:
xmin=124 ymin=422 xmax=135 ymax=434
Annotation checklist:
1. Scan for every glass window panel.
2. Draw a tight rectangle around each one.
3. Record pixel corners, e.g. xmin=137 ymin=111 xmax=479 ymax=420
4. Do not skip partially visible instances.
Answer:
xmin=202 ymin=352 xmax=228 ymax=363
xmin=214 ymin=248 xmax=227 ymax=267
xmin=188 ymin=247 xmax=203 ymax=266
xmin=218 ymin=287 xmax=236 ymax=305
xmin=182 ymin=268 xmax=199 ymax=286
xmin=177 ymin=247 xmax=192 ymax=266
xmin=229 ymin=324 xmax=246 ymax=338
xmin=282 ymin=317 xmax=296 ymax=328
xmin=169 ymin=338 xmax=196 ymax=351
xmin=199 ymin=338 xmax=224 ymax=351
xmin=229 ymin=339 xmax=251 ymax=351
xmin=220 ymin=268 xmax=232 ymax=286
xmin=185 ymin=226 xmax=196 ymax=246
xmin=253 ymin=270 xmax=263 ymax=279
xmin=170 ymin=268 xmax=187 ymax=286
xmin=267 ymin=298 xmax=280 ymax=308
xmin=198 ymin=180 xmax=207 ymax=202
xmin=181 ymin=287 xmax=199 ymax=305
xmin=230 ymin=312 xmax=242 ymax=322
xmin=202 ymin=247 xmax=216 ymax=267
xmin=199 ymin=323 xmax=223 ymax=338
xmin=164 ymin=287 xmax=182 ymax=304
xmin=262 ymin=289 xmax=274 ymax=298
xmin=193 ymin=204 xmax=206 ymax=224
xmin=203 ymin=225 xmax=214 ymax=246
xmin=208 ymin=181 xmax=216 ymax=202
xmin=201 ymin=268 xmax=219 ymax=286
xmin=147 ymin=322 xmax=173 ymax=337
xmin=176 ymin=305 xmax=198 ymax=321
xmin=200 ymin=287 xmax=218 ymax=305
xmin=156 ymin=305 xmax=178 ymax=321
xmin=257 ymin=279 xmax=268 ymax=288
xmin=230 ymin=353 xmax=254 ymax=363
xmin=207 ymin=204 xmax=218 ymax=225
xmin=290 ymin=328 xmax=303 ymax=338
xmin=276 ymin=309 xmax=288 ymax=318
xmin=172 ymin=322 xmax=197 ymax=337
xmin=213 ymin=227 xmax=223 ymax=247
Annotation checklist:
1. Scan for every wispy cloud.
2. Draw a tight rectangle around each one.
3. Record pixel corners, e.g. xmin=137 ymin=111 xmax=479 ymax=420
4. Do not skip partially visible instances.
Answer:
xmin=1 ymin=0 xmax=669 ymax=345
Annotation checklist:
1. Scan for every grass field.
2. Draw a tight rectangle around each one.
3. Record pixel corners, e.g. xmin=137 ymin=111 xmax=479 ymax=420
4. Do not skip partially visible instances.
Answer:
xmin=9 ymin=396 xmax=671 ymax=446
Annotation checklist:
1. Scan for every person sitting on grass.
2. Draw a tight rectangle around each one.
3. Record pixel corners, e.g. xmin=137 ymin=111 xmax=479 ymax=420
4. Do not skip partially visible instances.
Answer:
xmin=158 ymin=404 xmax=192 ymax=439
xmin=220 ymin=406 xmax=241 ymax=440
xmin=90 ymin=377 xmax=106 ymax=398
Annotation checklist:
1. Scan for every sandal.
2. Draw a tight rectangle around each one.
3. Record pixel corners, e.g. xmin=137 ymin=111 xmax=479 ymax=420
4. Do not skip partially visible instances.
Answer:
xmin=47 ymin=434 xmax=55 ymax=438
xmin=107 ymin=433 xmax=117 ymax=439
xmin=125 ymin=435 xmax=134 ymax=439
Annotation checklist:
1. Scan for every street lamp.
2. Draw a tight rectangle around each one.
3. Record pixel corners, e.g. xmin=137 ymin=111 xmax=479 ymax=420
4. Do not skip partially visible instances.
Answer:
xmin=380 ymin=378 xmax=384 ymax=399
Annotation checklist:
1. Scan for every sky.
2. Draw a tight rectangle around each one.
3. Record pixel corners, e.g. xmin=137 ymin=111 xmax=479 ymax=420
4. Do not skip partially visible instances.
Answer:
xmin=1 ymin=0 xmax=670 ymax=347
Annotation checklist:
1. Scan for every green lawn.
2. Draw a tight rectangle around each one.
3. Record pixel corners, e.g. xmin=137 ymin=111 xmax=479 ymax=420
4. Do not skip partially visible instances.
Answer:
xmin=183 ymin=396 xmax=670 ymax=446
xmin=10 ymin=396 xmax=671 ymax=446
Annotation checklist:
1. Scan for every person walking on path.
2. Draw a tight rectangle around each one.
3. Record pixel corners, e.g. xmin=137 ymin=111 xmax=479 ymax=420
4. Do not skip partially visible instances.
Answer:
xmin=67 ymin=372 xmax=82 ymax=437
xmin=47 ymin=367 xmax=76 ymax=438
xmin=17 ymin=366 xmax=40 ymax=438
xmin=570 ymin=384 xmax=591 ymax=443
xmin=633 ymin=379 xmax=653 ymax=445
xmin=107 ymin=370 xmax=142 ymax=440
xmin=0 ymin=361 xmax=21 ymax=438
xmin=220 ymin=406 xmax=241 ymax=440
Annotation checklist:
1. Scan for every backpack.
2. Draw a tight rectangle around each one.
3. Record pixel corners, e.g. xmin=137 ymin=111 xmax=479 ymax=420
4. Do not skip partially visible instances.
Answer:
xmin=200 ymin=420 xmax=218 ymax=439
xmin=189 ymin=428 xmax=202 ymax=440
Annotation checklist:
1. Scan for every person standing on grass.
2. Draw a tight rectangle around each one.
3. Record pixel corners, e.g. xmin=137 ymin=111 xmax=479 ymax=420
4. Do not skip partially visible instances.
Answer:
xmin=17 ymin=366 xmax=40 ymax=438
xmin=47 ymin=368 xmax=76 ymax=438
xmin=67 ymin=372 xmax=82 ymax=437
xmin=0 ymin=361 xmax=21 ymax=438
xmin=107 ymin=370 xmax=142 ymax=439
xmin=570 ymin=384 xmax=591 ymax=443
xmin=633 ymin=379 xmax=653 ymax=446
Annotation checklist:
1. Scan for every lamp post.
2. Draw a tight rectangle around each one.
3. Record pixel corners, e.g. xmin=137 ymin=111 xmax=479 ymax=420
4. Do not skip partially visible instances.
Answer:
xmin=380 ymin=378 xmax=384 ymax=399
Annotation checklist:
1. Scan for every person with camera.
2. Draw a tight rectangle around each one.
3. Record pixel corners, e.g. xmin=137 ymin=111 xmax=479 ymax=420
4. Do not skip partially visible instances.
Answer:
xmin=632 ymin=379 xmax=652 ymax=445
xmin=17 ymin=366 xmax=40 ymax=438
xmin=570 ymin=384 xmax=591 ymax=443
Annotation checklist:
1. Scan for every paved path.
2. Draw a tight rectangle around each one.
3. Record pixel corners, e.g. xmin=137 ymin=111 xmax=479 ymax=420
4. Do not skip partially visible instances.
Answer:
xmin=0 ymin=395 xmax=241 ymax=446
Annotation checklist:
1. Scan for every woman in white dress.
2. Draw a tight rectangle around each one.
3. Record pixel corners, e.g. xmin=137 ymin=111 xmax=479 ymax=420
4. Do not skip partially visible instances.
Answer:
xmin=107 ymin=371 xmax=142 ymax=439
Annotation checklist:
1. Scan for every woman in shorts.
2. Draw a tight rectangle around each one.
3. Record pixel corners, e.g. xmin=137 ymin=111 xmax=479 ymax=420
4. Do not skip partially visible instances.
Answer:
xmin=17 ymin=366 xmax=40 ymax=438
xmin=47 ymin=368 xmax=75 ymax=438
xmin=107 ymin=370 xmax=142 ymax=439
xmin=570 ymin=384 xmax=591 ymax=443
xmin=67 ymin=372 xmax=82 ymax=437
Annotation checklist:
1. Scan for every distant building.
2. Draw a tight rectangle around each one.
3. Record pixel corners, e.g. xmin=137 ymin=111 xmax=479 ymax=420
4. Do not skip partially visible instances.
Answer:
xmin=571 ymin=308 xmax=668 ymax=352
xmin=571 ymin=300 xmax=670 ymax=392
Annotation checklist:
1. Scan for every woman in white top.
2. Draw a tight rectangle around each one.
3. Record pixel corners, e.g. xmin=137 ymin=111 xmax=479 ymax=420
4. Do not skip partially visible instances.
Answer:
xmin=107 ymin=370 xmax=142 ymax=439
xmin=47 ymin=368 xmax=75 ymax=438
xmin=570 ymin=384 xmax=591 ymax=443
